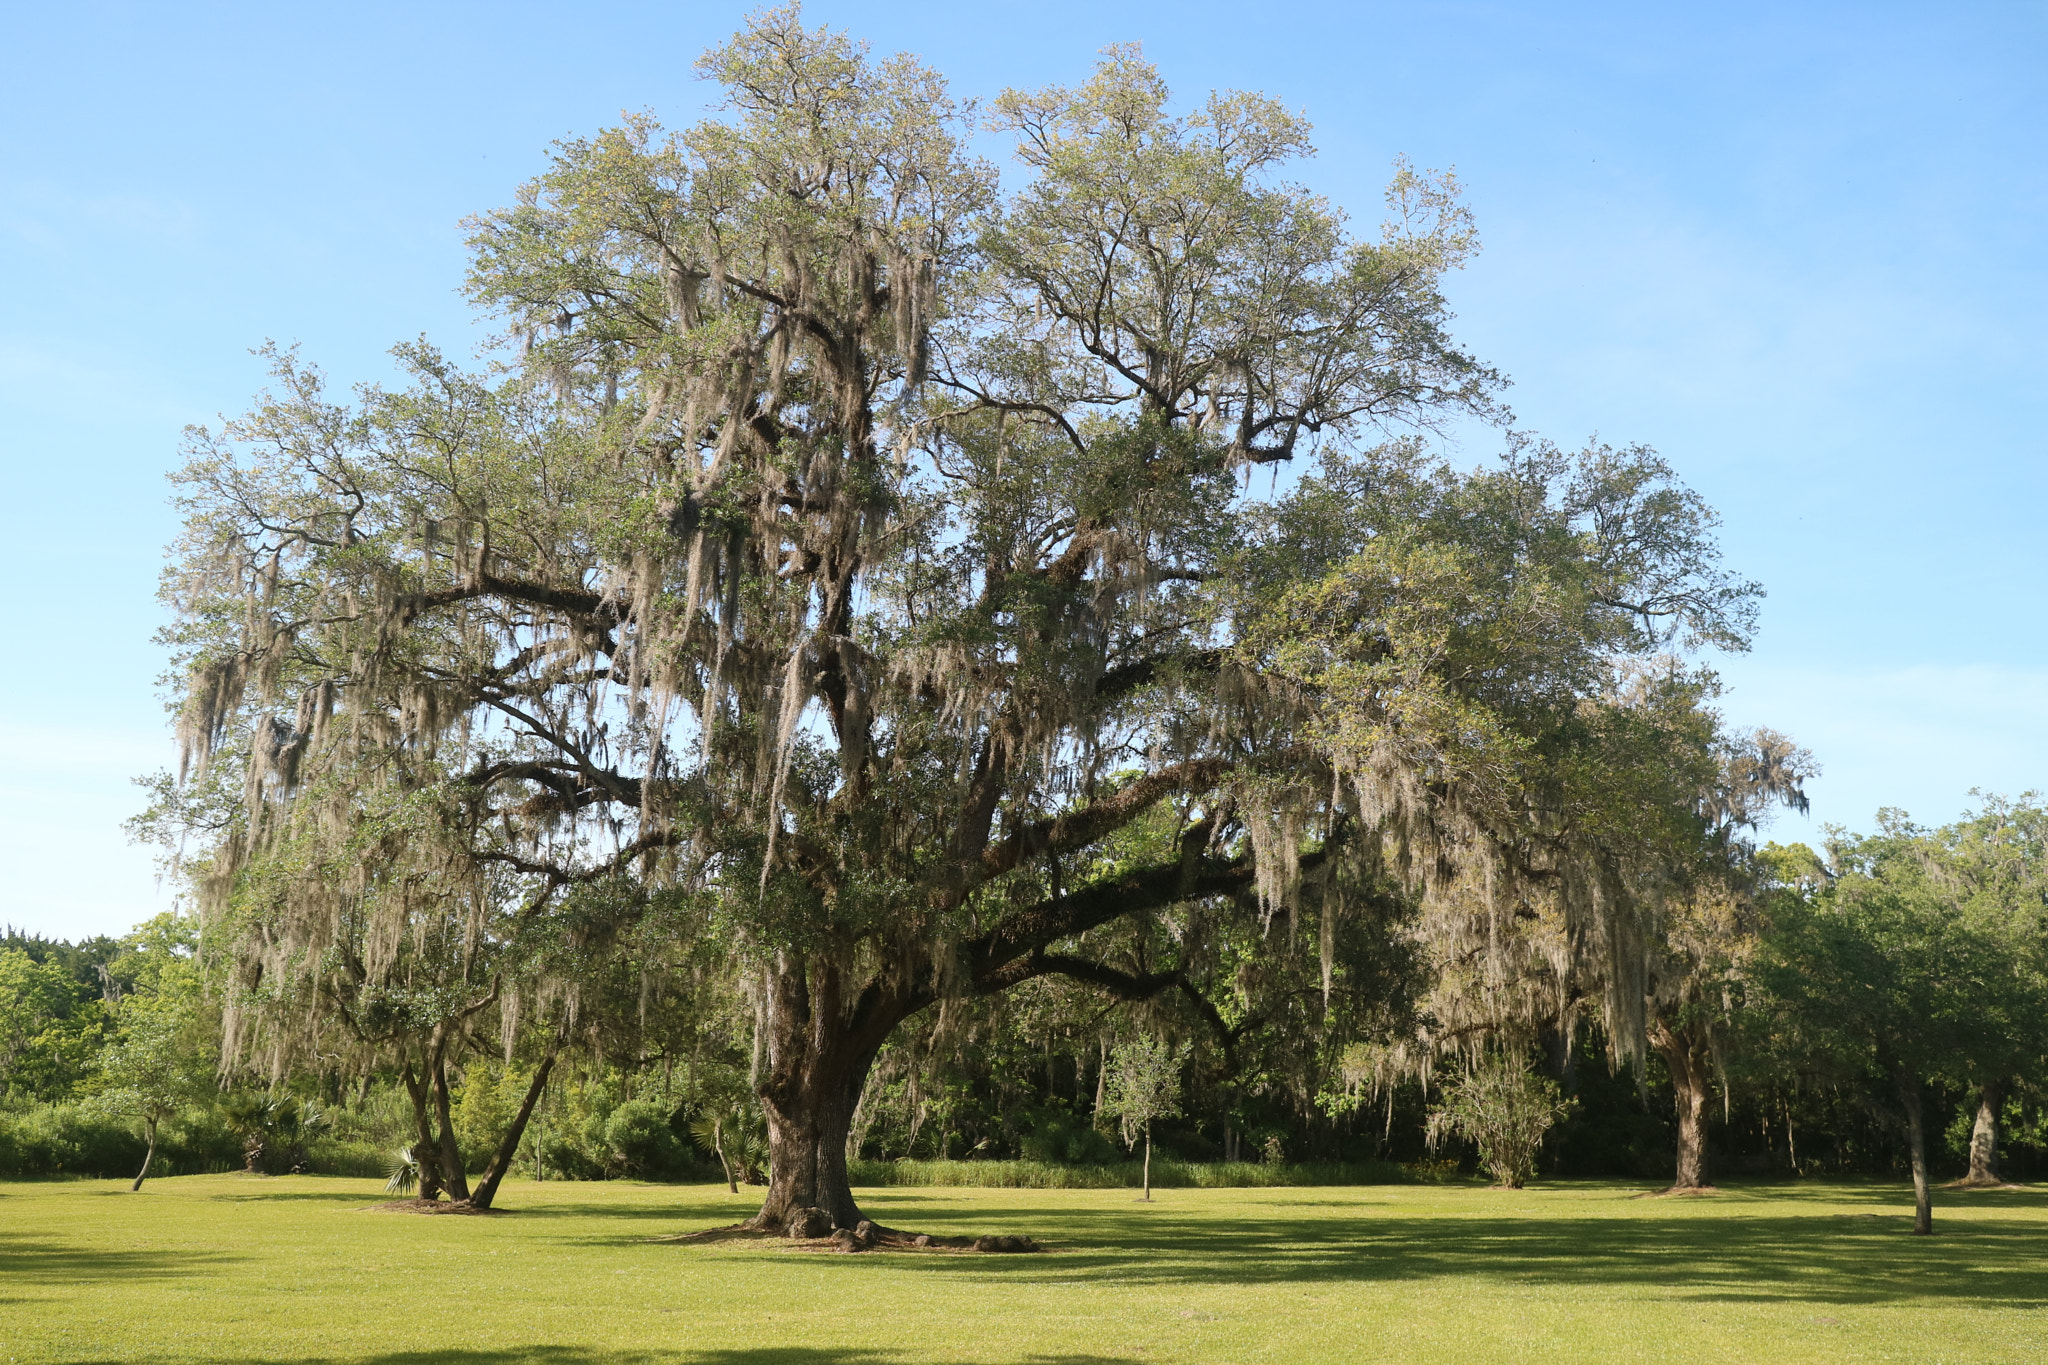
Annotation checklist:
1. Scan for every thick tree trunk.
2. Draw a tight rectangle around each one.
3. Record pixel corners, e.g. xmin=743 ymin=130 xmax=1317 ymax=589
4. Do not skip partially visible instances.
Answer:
xmin=1965 ymin=1082 xmax=2002 ymax=1186
xmin=745 ymin=951 xmax=905 ymax=1234
xmin=468 ymin=1043 xmax=559 ymax=1210
xmin=1899 ymin=1069 xmax=1933 ymax=1235
xmin=1651 ymin=1020 xmax=1713 ymax=1190
xmin=401 ymin=1058 xmax=444 ymax=1200
xmin=130 ymin=1116 xmax=158 ymax=1192
xmin=431 ymin=1048 xmax=471 ymax=1203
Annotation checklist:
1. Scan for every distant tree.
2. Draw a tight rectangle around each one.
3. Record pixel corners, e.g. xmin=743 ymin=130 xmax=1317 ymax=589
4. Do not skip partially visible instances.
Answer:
xmin=0 ymin=944 xmax=108 ymax=1102
xmin=1920 ymin=796 xmax=2048 ymax=1186
xmin=92 ymin=994 xmax=204 ymax=1190
xmin=1426 ymin=1052 xmax=1573 ymax=1188
xmin=1100 ymin=1037 xmax=1186 ymax=1201
xmin=1760 ymin=814 xmax=2011 ymax=1234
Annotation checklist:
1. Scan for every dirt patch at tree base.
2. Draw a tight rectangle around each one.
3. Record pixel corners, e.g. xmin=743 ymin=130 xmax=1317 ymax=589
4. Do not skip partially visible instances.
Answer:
xmin=1633 ymin=1185 xmax=1723 ymax=1198
xmin=1942 ymin=1177 xmax=2029 ymax=1191
xmin=363 ymin=1198 xmax=507 ymax=1215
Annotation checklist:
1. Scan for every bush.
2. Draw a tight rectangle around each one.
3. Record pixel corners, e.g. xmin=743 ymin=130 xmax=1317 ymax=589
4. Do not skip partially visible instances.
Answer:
xmin=0 ymin=1105 xmax=147 ymax=1177
xmin=537 ymin=1130 xmax=607 ymax=1181
xmin=1426 ymin=1054 xmax=1575 ymax=1188
xmin=604 ymin=1100 xmax=685 ymax=1178
xmin=1016 ymin=1110 xmax=1121 ymax=1165
xmin=302 ymin=1139 xmax=391 ymax=1179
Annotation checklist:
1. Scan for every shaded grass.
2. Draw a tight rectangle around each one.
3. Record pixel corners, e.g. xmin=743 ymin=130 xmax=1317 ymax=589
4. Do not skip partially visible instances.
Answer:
xmin=1 ymin=1174 xmax=2044 ymax=1363
xmin=845 ymin=1157 xmax=1414 ymax=1189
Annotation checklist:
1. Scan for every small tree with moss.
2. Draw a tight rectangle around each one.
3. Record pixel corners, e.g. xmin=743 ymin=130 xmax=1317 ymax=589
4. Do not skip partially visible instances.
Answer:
xmin=1426 ymin=1053 xmax=1574 ymax=1188
xmin=1101 ymin=1037 xmax=1186 ymax=1201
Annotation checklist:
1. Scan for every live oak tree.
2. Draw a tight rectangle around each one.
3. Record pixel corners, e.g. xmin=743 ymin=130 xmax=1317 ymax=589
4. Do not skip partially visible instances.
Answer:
xmin=158 ymin=10 xmax=1758 ymax=1232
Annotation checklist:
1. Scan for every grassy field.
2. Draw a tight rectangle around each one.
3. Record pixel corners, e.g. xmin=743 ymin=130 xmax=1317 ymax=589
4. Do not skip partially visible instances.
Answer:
xmin=2 ymin=1175 xmax=2043 ymax=1364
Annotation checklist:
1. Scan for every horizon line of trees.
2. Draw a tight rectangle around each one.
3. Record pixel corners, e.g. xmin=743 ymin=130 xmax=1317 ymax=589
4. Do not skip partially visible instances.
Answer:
xmin=8 ymin=793 xmax=2045 ymax=1218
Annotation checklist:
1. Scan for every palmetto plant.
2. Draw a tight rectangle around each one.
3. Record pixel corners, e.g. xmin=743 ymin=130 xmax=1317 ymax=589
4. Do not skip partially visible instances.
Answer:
xmin=219 ymin=1093 xmax=331 ymax=1174
xmin=690 ymin=1100 xmax=770 ymax=1192
xmin=384 ymin=1145 xmax=420 ymax=1196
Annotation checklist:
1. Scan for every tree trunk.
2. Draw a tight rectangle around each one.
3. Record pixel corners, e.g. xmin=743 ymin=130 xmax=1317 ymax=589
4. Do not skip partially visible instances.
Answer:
xmin=1966 ymin=1082 xmax=2002 ymax=1186
xmin=744 ymin=951 xmax=904 ymax=1233
xmin=467 ymin=1043 xmax=559 ymax=1210
xmin=1141 ymin=1125 xmax=1153 ymax=1202
xmin=713 ymin=1119 xmax=738 ymax=1194
xmin=1651 ymin=1020 xmax=1713 ymax=1190
xmin=1783 ymin=1093 xmax=1800 ymax=1175
xmin=401 ymin=1058 xmax=444 ymax=1200
xmin=1899 ymin=1069 xmax=1933 ymax=1235
xmin=130 ymin=1115 xmax=158 ymax=1192
xmin=431 ymin=1047 xmax=471 ymax=1203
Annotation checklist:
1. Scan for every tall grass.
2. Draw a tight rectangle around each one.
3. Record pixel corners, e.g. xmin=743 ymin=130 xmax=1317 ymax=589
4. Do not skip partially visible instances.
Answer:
xmin=848 ymin=1157 xmax=1428 ymax=1189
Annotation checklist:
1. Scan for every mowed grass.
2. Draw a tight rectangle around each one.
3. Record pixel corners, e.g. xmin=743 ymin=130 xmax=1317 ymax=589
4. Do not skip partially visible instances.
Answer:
xmin=3 ymin=1175 xmax=2045 ymax=1364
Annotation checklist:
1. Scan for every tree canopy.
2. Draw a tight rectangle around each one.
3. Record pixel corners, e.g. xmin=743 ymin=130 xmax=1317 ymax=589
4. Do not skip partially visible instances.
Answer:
xmin=149 ymin=8 xmax=1788 ymax=1229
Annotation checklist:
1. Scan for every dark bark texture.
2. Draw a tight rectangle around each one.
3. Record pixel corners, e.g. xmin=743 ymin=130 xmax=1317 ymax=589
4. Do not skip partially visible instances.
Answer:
xmin=1651 ymin=1020 xmax=1714 ymax=1190
xmin=468 ymin=1043 xmax=560 ymax=1210
xmin=1964 ymin=1081 xmax=2003 ymax=1186
xmin=745 ymin=952 xmax=907 ymax=1232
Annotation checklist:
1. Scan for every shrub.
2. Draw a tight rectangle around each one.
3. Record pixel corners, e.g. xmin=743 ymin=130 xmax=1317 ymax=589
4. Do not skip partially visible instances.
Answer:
xmin=1426 ymin=1054 xmax=1575 ymax=1188
xmin=604 ymin=1100 xmax=685 ymax=1178
xmin=1016 ymin=1110 xmax=1120 ymax=1165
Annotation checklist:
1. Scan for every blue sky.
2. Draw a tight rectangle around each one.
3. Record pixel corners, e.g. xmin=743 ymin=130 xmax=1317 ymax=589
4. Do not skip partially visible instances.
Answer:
xmin=2 ymin=1 xmax=2041 ymax=939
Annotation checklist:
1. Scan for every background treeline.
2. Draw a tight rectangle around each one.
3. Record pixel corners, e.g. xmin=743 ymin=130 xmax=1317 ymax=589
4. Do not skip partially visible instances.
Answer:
xmin=10 ymin=793 xmax=2044 ymax=1188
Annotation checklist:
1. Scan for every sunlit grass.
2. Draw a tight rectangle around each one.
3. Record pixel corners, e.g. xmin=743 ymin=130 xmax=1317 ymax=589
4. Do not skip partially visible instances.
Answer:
xmin=2 ymin=1174 xmax=2043 ymax=1363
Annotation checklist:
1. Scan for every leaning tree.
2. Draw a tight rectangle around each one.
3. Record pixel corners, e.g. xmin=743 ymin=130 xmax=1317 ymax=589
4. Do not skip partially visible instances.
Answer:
xmin=160 ymin=10 xmax=1759 ymax=1229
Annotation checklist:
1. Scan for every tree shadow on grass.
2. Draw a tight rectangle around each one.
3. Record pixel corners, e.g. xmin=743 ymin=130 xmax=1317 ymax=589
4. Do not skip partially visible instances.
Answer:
xmin=0 ymin=1233 xmax=243 ymax=1300
xmin=213 ymin=1191 xmax=408 ymax=1205
xmin=38 ymin=1350 xmax=1146 ymax=1365
xmin=756 ymin=1195 xmax=2048 ymax=1311
xmin=42 ymin=1353 xmax=697 ymax=1365
xmin=507 ymin=1200 xmax=741 ymax=1221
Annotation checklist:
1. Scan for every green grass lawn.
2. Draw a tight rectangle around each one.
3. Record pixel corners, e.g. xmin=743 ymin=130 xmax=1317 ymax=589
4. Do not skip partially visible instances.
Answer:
xmin=3 ymin=1175 xmax=2043 ymax=1364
